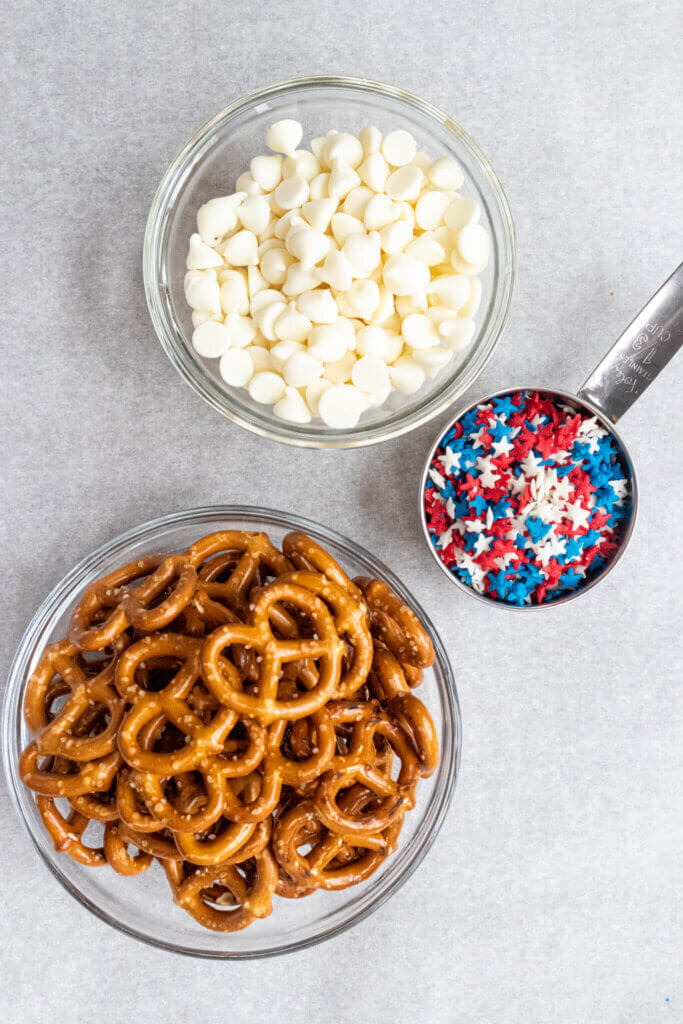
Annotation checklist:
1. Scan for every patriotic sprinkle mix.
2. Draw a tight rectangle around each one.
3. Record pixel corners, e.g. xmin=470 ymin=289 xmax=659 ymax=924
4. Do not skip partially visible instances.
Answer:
xmin=423 ymin=390 xmax=632 ymax=605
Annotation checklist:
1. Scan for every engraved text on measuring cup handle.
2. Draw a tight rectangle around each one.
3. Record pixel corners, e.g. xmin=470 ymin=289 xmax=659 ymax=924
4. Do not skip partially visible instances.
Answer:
xmin=578 ymin=263 xmax=683 ymax=423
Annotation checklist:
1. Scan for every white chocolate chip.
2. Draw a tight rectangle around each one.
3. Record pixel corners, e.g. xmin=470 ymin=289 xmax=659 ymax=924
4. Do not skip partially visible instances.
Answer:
xmin=270 ymin=340 xmax=304 ymax=369
xmin=283 ymin=350 xmax=324 ymax=387
xmin=338 ymin=279 xmax=380 ymax=320
xmin=351 ymin=354 xmax=390 ymax=395
xmin=223 ymin=230 xmax=259 ymax=267
xmin=318 ymin=384 xmax=366 ymax=428
xmin=389 ymin=356 xmax=426 ymax=393
xmin=401 ymin=313 xmax=440 ymax=350
xmin=309 ymin=172 xmax=330 ymax=200
xmin=358 ymin=125 xmax=383 ymax=156
xmin=186 ymin=233 xmax=223 ymax=270
xmin=412 ymin=346 xmax=453 ymax=376
xmin=342 ymin=232 xmax=381 ymax=277
xmin=266 ymin=119 xmax=303 ymax=156
xmin=308 ymin=323 xmax=348 ymax=362
xmin=310 ymin=136 xmax=327 ymax=164
xmin=250 ymin=154 xmax=283 ymax=191
xmin=358 ymin=153 xmax=390 ymax=192
xmin=415 ymin=191 xmax=449 ymax=230
xmin=429 ymin=157 xmax=464 ymax=190
xmin=224 ymin=312 xmax=256 ymax=348
xmin=363 ymin=193 xmax=399 ymax=231
xmin=253 ymin=299 xmax=287 ymax=341
xmin=384 ymin=332 xmax=404 ymax=363
xmin=396 ymin=291 xmax=428 ymax=317
xmin=315 ymin=249 xmax=354 ymax=291
xmin=342 ymin=186 xmax=374 ymax=219
xmin=370 ymin=285 xmax=395 ymax=324
xmin=296 ymin=288 xmax=338 ymax=324
xmin=184 ymin=270 xmax=221 ymax=313
xmin=282 ymin=150 xmax=320 ymax=182
xmin=412 ymin=151 xmax=432 ymax=174
xmin=275 ymin=211 xmax=306 ymax=240
xmin=335 ymin=316 xmax=357 ymax=351
xmin=260 ymin=247 xmax=294 ymax=287
xmin=428 ymin=273 xmax=471 ymax=309
xmin=235 ymin=172 xmax=262 ymax=195
xmin=220 ymin=271 xmax=250 ymax=315
xmin=383 ymin=254 xmax=430 ymax=296
xmin=305 ymin=378 xmax=332 ymax=416
xmin=274 ymin=385 xmax=312 ymax=423
xmin=439 ymin=316 xmax=476 ymax=350
xmin=302 ymin=198 xmax=337 ymax=232
xmin=250 ymin=288 xmax=285 ymax=316
xmin=457 ymin=223 xmax=490 ymax=266
xmin=386 ymin=165 xmax=423 ymax=201
xmin=450 ymin=250 xmax=487 ymax=275
xmin=274 ymin=175 xmax=309 ymax=210
xmin=328 ymin=161 xmax=362 ymax=200
xmin=244 ymin=344 xmax=272 ymax=372
xmin=356 ymin=325 xmax=389 ymax=359
xmin=196 ymin=194 xmax=244 ymax=245
xmin=445 ymin=197 xmax=480 ymax=230
xmin=459 ymin=278 xmax=482 ymax=317
xmin=428 ymin=306 xmax=462 ymax=327
xmin=378 ymin=219 xmax=413 ymax=255
xmin=219 ymin=347 xmax=254 ymax=386
xmin=286 ymin=226 xmax=329 ymax=269
xmin=191 ymin=310 xmax=220 ymax=328
xmin=324 ymin=350 xmax=357 ymax=384
xmin=249 ymin=371 xmax=287 ymax=404
xmin=274 ymin=302 xmax=312 ymax=342
xmin=238 ymin=195 xmax=271 ymax=235
xmin=406 ymin=235 xmax=446 ymax=266
xmin=247 ymin=266 xmax=268 ymax=296
xmin=365 ymin=379 xmax=392 ymax=408
xmin=324 ymin=132 xmax=364 ymax=169
xmin=331 ymin=212 xmax=365 ymax=247
xmin=192 ymin=320 xmax=230 ymax=358
xmin=382 ymin=129 xmax=417 ymax=167
xmin=283 ymin=262 xmax=321 ymax=296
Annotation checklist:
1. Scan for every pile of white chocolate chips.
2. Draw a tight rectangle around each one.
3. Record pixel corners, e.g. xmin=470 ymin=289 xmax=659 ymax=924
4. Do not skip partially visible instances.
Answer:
xmin=184 ymin=119 xmax=490 ymax=428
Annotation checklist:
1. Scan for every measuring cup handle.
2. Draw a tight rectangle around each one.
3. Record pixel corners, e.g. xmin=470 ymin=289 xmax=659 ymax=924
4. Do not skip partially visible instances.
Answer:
xmin=577 ymin=263 xmax=683 ymax=423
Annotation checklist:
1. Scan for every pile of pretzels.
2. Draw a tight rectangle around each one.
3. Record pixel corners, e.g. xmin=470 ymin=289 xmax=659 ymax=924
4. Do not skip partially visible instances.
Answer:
xmin=19 ymin=530 xmax=438 ymax=932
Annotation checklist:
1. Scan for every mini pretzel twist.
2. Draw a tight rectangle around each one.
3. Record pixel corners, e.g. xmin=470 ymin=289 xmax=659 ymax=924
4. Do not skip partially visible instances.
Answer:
xmin=171 ymin=849 xmax=279 ymax=932
xmin=117 ymin=635 xmax=237 ymax=774
xmin=37 ymin=795 xmax=107 ymax=866
xmin=354 ymin=577 xmax=435 ymax=670
xmin=200 ymin=581 xmax=345 ymax=724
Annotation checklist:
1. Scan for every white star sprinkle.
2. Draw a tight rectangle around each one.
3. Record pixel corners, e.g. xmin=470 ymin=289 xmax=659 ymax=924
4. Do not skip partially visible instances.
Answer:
xmin=491 ymin=435 xmax=514 ymax=458
xmin=473 ymin=533 xmax=493 ymax=557
xmin=565 ymin=501 xmax=591 ymax=530
xmin=475 ymin=455 xmax=500 ymax=489
xmin=442 ymin=446 xmax=463 ymax=474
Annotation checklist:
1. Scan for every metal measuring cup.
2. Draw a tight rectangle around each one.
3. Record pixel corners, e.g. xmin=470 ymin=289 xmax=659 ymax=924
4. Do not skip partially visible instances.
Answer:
xmin=419 ymin=263 xmax=683 ymax=607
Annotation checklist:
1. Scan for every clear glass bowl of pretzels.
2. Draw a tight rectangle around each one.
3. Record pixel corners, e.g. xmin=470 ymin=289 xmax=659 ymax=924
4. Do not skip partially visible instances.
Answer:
xmin=2 ymin=506 xmax=460 ymax=958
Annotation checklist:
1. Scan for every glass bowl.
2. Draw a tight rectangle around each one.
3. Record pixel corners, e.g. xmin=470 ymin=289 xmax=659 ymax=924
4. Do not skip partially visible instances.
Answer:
xmin=144 ymin=76 xmax=515 ymax=448
xmin=2 ymin=506 xmax=461 ymax=959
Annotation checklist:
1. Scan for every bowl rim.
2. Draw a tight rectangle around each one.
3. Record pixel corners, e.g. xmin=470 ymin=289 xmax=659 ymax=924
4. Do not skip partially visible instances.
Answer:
xmin=2 ymin=504 xmax=461 ymax=959
xmin=418 ymin=385 xmax=639 ymax=609
xmin=143 ymin=74 xmax=516 ymax=449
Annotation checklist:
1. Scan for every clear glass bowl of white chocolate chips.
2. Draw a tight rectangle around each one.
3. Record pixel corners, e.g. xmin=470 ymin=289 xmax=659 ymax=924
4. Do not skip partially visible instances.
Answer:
xmin=144 ymin=76 xmax=515 ymax=448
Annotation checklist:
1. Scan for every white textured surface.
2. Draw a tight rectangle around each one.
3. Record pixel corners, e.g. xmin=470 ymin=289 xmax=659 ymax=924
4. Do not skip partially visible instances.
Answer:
xmin=1 ymin=2 xmax=681 ymax=1022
